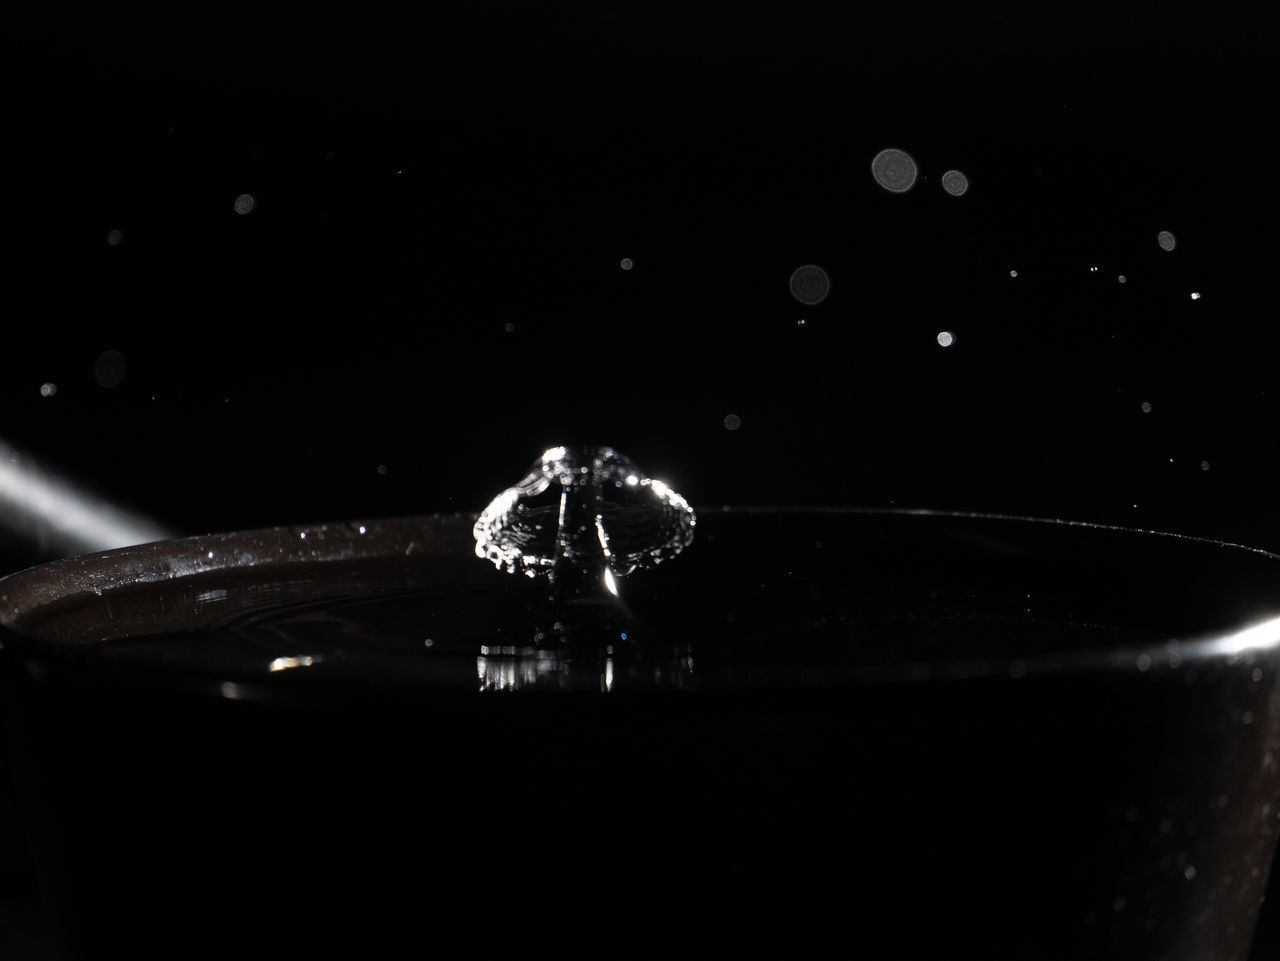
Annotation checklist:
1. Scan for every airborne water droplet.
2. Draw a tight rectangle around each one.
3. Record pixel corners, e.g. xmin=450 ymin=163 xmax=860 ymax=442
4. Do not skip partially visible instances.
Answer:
xmin=871 ymin=148 xmax=918 ymax=193
xmin=473 ymin=446 xmax=696 ymax=581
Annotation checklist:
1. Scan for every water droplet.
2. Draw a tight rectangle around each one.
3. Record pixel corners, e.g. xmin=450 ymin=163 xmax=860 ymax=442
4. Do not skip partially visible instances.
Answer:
xmin=106 ymin=228 xmax=123 ymax=246
xmin=93 ymin=350 xmax=126 ymax=389
xmin=1136 ymin=653 xmax=1152 ymax=672
xmin=1118 ymin=274 xmax=1127 ymax=284
xmin=619 ymin=257 xmax=633 ymax=271
xmin=796 ymin=318 xmax=807 ymax=327
xmin=503 ymin=322 xmax=515 ymax=333
xmin=39 ymin=382 xmax=57 ymax=397
xmin=1201 ymin=460 xmax=1211 ymax=471
xmin=724 ymin=413 xmax=742 ymax=430
xmin=937 ymin=330 xmax=955 ymax=347
xmin=473 ymin=446 xmax=696 ymax=580
xmin=424 ymin=638 xmax=434 ymax=647
xmin=1009 ymin=269 xmax=1018 ymax=278
xmin=871 ymin=148 xmax=918 ymax=193
xmin=1190 ymin=291 xmax=1201 ymax=300
xmin=1158 ymin=230 xmax=1177 ymax=251
xmin=940 ymin=169 xmax=968 ymax=196
xmin=1141 ymin=401 xmax=1152 ymax=413
xmin=234 ymin=193 xmax=256 ymax=215
xmin=1185 ymin=866 xmax=1197 ymax=880
xmin=789 ymin=265 xmax=830 ymax=305
xmin=377 ymin=464 xmax=388 ymax=475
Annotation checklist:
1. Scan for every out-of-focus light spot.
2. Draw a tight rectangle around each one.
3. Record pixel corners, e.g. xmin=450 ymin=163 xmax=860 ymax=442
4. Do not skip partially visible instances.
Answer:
xmin=940 ymin=169 xmax=968 ymax=196
xmin=424 ymin=638 xmax=434 ymax=647
xmin=93 ymin=350 xmax=126 ymax=389
xmin=1201 ymin=460 xmax=1211 ymax=471
xmin=620 ymin=257 xmax=634 ymax=270
xmin=1190 ymin=291 xmax=1201 ymax=300
xmin=1118 ymin=275 xmax=1127 ymax=284
xmin=106 ymin=229 xmax=123 ymax=246
xmin=937 ymin=330 xmax=954 ymax=347
xmin=39 ymin=383 xmax=57 ymax=397
xmin=796 ymin=318 xmax=807 ymax=327
xmin=1185 ymin=866 xmax=1197 ymax=880
xmin=220 ymin=681 xmax=244 ymax=700
xmin=1158 ymin=230 xmax=1176 ymax=251
xmin=234 ymin=193 xmax=256 ymax=215
xmin=207 ymin=551 xmax=214 ymax=559
xmin=358 ymin=525 xmax=367 ymax=534
xmin=1113 ymin=896 xmax=1127 ymax=912
xmin=503 ymin=322 xmax=515 ymax=332
xmin=620 ymin=632 xmax=628 ymax=640
xmin=871 ymin=148 xmax=918 ymax=193
xmin=1089 ymin=265 xmax=1099 ymax=273
xmin=1009 ymin=269 xmax=1018 ymax=278
xmin=789 ymin=265 xmax=830 ymax=305
xmin=1141 ymin=401 xmax=1152 ymax=413
xmin=724 ymin=413 xmax=742 ymax=430
xmin=1136 ymin=653 xmax=1152 ymax=672
xmin=377 ymin=464 xmax=388 ymax=475
xmin=269 ymin=655 xmax=320 ymax=672
xmin=1198 ymin=615 xmax=1280 ymax=659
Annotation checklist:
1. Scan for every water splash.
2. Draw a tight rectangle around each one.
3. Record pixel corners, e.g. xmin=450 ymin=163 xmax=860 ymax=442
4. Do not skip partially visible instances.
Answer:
xmin=473 ymin=446 xmax=696 ymax=582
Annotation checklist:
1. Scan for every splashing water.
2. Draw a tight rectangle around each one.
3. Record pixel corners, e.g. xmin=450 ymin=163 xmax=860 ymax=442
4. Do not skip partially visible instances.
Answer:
xmin=473 ymin=446 xmax=696 ymax=581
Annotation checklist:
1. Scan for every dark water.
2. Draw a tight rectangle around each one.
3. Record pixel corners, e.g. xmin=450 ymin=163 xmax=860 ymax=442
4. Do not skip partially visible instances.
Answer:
xmin=5 ymin=511 xmax=1280 ymax=958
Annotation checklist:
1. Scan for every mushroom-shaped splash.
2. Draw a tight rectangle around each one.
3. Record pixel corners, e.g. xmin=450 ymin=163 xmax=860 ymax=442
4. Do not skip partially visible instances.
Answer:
xmin=473 ymin=446 xmax=696 ymax=587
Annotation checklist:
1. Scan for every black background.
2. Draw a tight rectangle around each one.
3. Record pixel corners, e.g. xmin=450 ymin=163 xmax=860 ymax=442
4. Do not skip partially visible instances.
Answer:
xmin=1 ymin=5 xmax=1277 ymax=570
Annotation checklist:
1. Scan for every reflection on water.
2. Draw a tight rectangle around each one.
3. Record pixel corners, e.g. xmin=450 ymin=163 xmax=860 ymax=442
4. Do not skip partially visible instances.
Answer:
xmin=474 ymin=642 xmax=696 ymax=693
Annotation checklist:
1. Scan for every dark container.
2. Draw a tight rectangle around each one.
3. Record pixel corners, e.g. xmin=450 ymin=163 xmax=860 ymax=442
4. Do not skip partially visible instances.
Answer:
xmin=3 ymin=508 xmax=1280 ymax=959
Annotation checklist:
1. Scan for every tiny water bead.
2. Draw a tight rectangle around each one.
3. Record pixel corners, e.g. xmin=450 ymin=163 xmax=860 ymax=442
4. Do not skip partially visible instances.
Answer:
xmin=1158 ymin=230 xmax=1176 ymax=252
xmin=619 ymin=257 xmax=634 ymax=271
xmin=106 ymin=228 xmax=123 ymax=246
xmin=39 ymin=382 xmax=57 ymax=397
xmin=937 ymin=330 xmax=955 ymax=347
xmin=941 ymin=170 xmax=969 ymax=196
xmin=234 ymin=193 xmax=256 ymax=215
xmin=1118 ymin=275 xmax=1127 ymax=284
xmin=474 ymin=446 xmax=695 ymax=581
xmin=724 ymin=414 xmax=742 ymax=430
xmin=789 ymin=265 xmax=830 ymax=305
xmin=871 ymin=148 xmax=918 ymax=193
xmin=1141 ymin=402 xmax=1152 ymax=413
